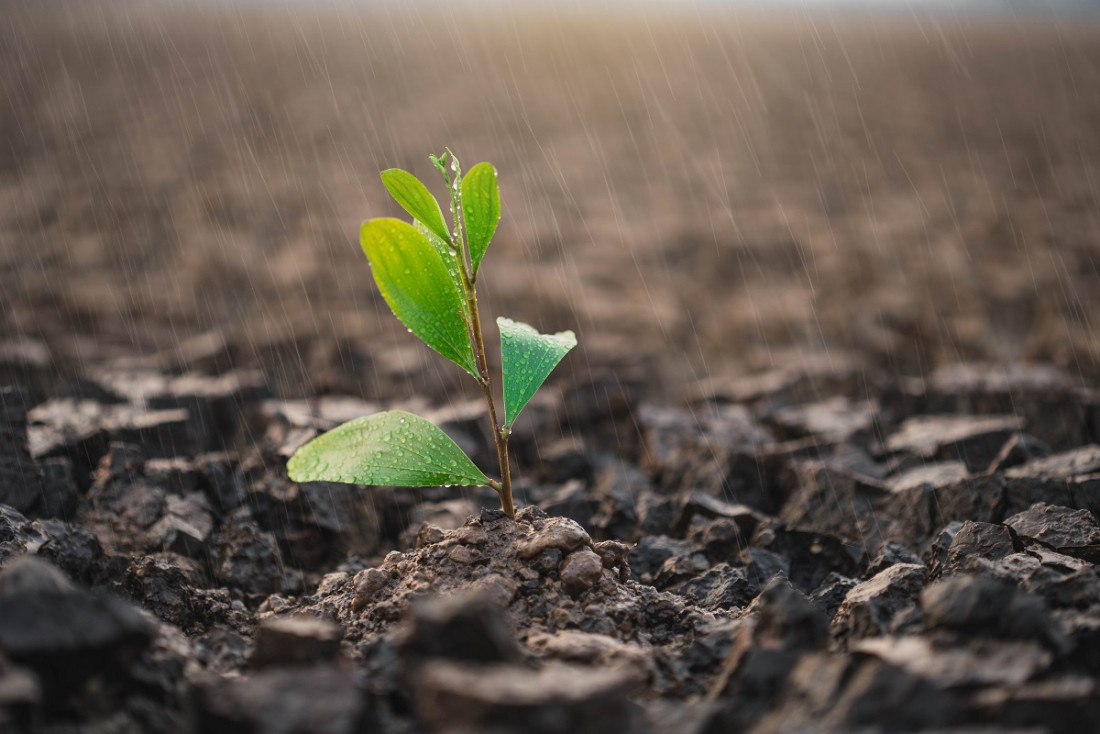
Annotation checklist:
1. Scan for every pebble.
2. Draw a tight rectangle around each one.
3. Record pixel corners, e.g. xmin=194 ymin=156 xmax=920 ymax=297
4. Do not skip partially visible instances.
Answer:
xmin=516 ymin=518 xmax=591 ymax=559
xmin=559 ymin=549 xmax=604 ymax=595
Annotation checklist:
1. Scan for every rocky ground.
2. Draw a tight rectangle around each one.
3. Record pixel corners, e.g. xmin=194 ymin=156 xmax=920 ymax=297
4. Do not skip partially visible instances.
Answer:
xmin=5 ymin=2 xmax=1100 ymax=732
xmin=2 ymin=344 xmax=1100 ymax=732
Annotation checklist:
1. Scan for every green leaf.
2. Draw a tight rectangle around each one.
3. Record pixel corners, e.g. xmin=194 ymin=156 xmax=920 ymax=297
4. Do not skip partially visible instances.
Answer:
xmin=498 ymin=317 xmax=577 ymax=428
xmin=287 ymin=411 xmax=490 ymax=487
xmin=361 ymin=218 xmax=478 ymax=379
xmin=461 ymin=162 xmax=500 ymax=277
xmin=380 ymin=168 xmax=452 ymax=245
xmin=412 ymin=220 xmax=468 ymax=321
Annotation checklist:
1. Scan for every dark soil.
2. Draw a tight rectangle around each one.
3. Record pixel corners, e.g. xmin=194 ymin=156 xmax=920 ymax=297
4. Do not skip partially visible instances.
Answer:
xmin=3 ymin=356 xmax=1100 ymax=732
xmin=4 ymin=2 xmax=1100 ymax=733
xmin=4 ymin=3 xmax=1100 ymax=399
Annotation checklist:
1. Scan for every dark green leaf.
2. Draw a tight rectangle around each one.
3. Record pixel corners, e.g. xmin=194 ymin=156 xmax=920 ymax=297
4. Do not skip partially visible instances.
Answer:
xmin=287 ymin=411 xmax=490 ymax=487
xmin=497 ymin=317 xmax=577 ymax=428
xmin=461 ymin=162 xmax=500 ymax=277
xmin=380 ymin=168 xmax=452 ymax=245
xmin=361 ymin=218 xmax=478 ymax=379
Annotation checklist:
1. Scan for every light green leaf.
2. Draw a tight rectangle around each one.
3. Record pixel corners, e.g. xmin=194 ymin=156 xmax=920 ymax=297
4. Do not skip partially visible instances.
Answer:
xmin=498 ymin=317 xmax=577 ymax=428
xmin=361 ymin=218 xmax=478 ymax=379
xmin=287 ymin=411 xmax=490 ymax=487
xmin=380 ymin=168 xmax=452 ymax=245
xmin=461 ymin=162 xmax=500 ymax=277
xmin=413 ymin=220 xmax=468 ymax=321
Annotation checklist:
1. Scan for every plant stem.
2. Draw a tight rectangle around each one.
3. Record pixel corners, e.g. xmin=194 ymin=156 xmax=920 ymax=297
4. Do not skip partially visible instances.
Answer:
xmin=439 ymin=151 xmax=515 ymax=519
xmin=459 ymin=246 xmax=514 ymax=518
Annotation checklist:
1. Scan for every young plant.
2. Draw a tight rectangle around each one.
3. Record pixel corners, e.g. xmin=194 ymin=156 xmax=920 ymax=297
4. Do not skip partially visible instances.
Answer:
xmin=286 ymin=150 xmax=576 ymax=519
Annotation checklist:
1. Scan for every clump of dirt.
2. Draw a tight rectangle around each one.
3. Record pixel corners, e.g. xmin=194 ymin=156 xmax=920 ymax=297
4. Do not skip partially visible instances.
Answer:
xmin=290 ymin=509 xmax=734 ymax=699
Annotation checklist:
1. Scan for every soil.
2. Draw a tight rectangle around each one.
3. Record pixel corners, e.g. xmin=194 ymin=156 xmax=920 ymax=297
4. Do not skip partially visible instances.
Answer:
xmin=3 ymin=2 xmax=1100 ymax=733
xmin=5 ymin=351 xmax=1100 ymax=733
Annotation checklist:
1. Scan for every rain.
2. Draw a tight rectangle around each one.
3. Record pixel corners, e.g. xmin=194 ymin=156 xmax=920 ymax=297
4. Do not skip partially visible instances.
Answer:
xmin=1 ymin=0 xmax=1100 ymax=730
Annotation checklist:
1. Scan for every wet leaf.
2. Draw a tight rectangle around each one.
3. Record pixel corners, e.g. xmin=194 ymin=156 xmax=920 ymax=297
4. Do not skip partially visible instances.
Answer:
xmin=287 ymin=411 xmax=490 ymax=487
xmin=413 ymin=220 xmax=469 ymax=320
xmin=461 ymin=162 xmax=500 ymax=277
xmin=497 ymin=316 xmax=576 ymax=428
xmin=381 ymin=168 xmax=452 ymax=245
xmin=361 ymin=218 xmax=478 ymax=379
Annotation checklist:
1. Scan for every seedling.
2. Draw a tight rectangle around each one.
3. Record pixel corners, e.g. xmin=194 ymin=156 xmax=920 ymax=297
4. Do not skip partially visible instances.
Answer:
xmin=287 ymin=150 xmax=576 ymax=519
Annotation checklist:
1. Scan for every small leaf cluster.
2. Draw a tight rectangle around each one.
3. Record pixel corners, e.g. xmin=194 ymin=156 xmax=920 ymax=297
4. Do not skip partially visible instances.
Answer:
xmin=288 ymin=150 xmax=576 ymax=516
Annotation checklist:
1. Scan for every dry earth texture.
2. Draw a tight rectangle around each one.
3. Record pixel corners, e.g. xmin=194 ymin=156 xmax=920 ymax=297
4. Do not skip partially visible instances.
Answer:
xmin=2 ymin=2 xmax=1100 ymax=401
xmin=5 ymin=3 xmax=1100 ymax=734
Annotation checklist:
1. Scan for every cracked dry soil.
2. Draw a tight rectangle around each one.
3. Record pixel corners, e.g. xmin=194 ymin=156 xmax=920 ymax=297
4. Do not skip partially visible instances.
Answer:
xmin=2 ymin=354 xmax=1100 ymax=733
xmin=5 ymin=4 xmax=1100 ymax=733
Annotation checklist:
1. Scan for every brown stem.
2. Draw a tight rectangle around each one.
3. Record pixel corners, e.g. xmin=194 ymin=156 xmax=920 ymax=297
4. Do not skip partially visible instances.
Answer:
xmin=442 ymin=151 xmax=514 ymax=519
xmin=484 ymin=387 xmax=513 ymax=518
xmin=464 ymin=273 xmax=514 ymax=519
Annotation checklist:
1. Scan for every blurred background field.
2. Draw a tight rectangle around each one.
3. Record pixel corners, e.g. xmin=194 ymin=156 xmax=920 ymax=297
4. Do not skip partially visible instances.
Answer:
xmin=2 ymin=1 xmax=1099 ymax=401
